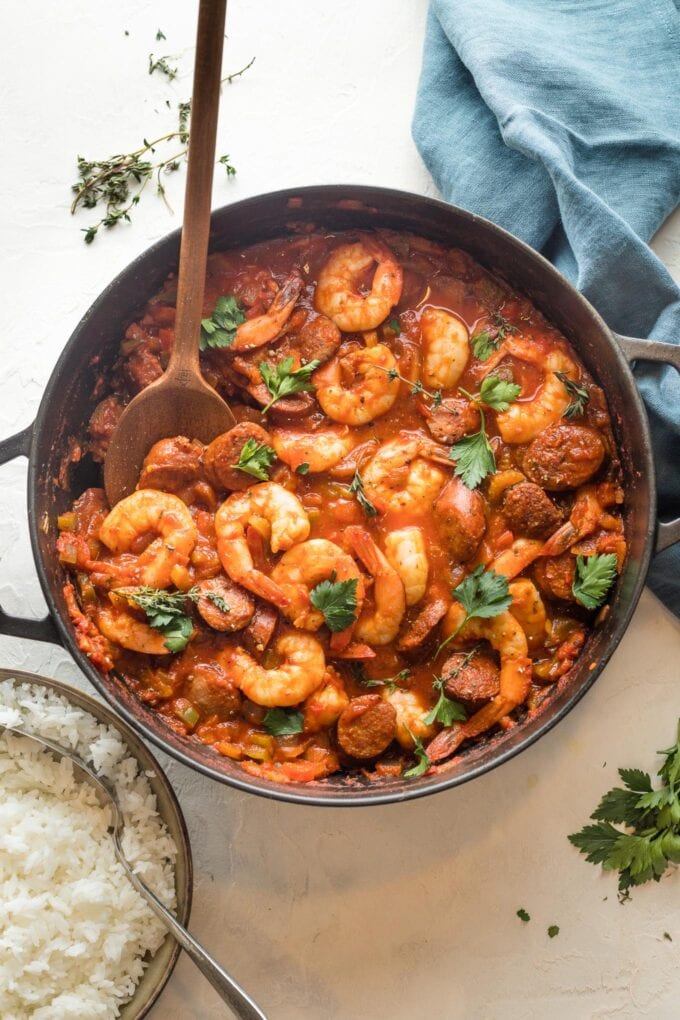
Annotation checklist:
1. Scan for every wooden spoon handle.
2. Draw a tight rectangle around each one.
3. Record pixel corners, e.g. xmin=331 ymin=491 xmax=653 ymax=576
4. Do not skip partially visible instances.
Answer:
xmin=167 ymin=0 xmax=228 ymax=379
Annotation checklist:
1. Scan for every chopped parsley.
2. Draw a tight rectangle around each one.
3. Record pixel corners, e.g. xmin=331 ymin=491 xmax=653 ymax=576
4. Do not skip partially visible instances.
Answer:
xmin=199 ymin=295 xmax=246 ymax=351
xmin=572 ymin=554 xmax=618 ymax=609
xmin=233 ymin=437 xmax=276 ymax=481
xmin=309 ymin=577 xmax=359 ymax=632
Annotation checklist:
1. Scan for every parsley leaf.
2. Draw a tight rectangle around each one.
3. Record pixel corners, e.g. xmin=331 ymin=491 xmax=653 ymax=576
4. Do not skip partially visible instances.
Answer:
xmin=470 ymin=315 xmax=517 ymax=362
xmin=548 ymin=925 xmax=560 ymax=938
xmin=309 ymin=577 xmax=359 ymax=632
xmin=403 ymin=725 xmax=431 ymax=778
xmin=517 ymin=908 xmax=530 ymax=923
xmin=199 ymin=295 xmax=246 ymax=351
xmin=453 ymin=565 xmax=512 ymax=620
xmin=296 ymin=462 xmax=310 ymax=475
xmin=115 ymin=585 xmax=198 ymax=652
xmin=435 ymin=566 xmax=511 ymax=658
xmin=572 ymin=553 xmax=618 ymax=609
xmin=233 ymin=437 xmax=276 ymax=481
xmin=387 ymin=316 xmax=401 ymax=335
xmin=349 ymin=470 xmax=378 ymax=517
xmin=262 ymin=708 xmax=304 ymax=736
xmin=555 ymin=371 xmax=590 ymax=418
xmin=478 ymin=375 xmax=522 ymax=412
xmin=449 ymin=413 xmax=496 ymax=489
xmin=424 ymin=676 xmax=467 ymax=726
xmin=259 ymin=356 xmax=320 ymax=413
xmin=569 ymin=719 xmax=680 ymax=897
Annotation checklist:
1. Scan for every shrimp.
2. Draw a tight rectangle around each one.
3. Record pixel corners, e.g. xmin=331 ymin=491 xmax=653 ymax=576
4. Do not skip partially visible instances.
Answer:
xmin=426 ymin=603 xmax=532 ymax=763
xmin=346 ymin=526 xmax=406 ymax=645
xmin=99 ymin=489 xmax=197 ymax=588
xmin=313 ymin=344 xmax=400 ymax=425
xmin=224 ymin=632 xmax=326 ymax=707
xmin=230 ymin=270 xmax=304 ymax=351
xmin=271 ymin=538 xmax=365 ymax=631
xmin=361 ymin=433 xmax=451 ymax=514
xmin=384 ymin=527 xmax=429 ymax=606
xmin=508 ymin=578 xmax=547 ymax=651
xmin=490 ymin=538 xmax=545 ymax=579
xmin=485 ymin=335 xmax=579 ymax=444
xmin=271 ymin=425 xmax=356 ymax=473
xmin=541 ymin=482 xmax=623 ymax=558
xmin=214 ymin=483 xmax=310 ymax=606
xmin=382 ymin=688 xmax=436 ymax=749
xmin=303 ymin=667 xmax=349 ymax=732
xmin=96 ymin=602 xmax=174 ymax=655
xmin=420 ymin=307 xmax=470 ymax=390
xmin=315 ymin=238 xmax=403 ymax=332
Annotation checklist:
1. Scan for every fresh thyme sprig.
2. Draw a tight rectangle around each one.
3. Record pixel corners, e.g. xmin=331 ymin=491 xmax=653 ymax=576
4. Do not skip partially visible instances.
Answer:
xmin=72 ymin=58 xmax=255 ymax=243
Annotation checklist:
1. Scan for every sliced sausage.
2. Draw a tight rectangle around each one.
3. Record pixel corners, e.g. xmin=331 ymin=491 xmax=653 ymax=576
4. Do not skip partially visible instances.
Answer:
xmin=195 ymin=577 xmax=255 ymax=632
xmin=418 ymin=397 xmax=480 ymax=445
xmin=186 ymin=663 xmax=241 ymax=720
xmin=523 ymin=424 xmax=605 ymax=492
xmin=88 ymin=395 xmax=125 ymax=461
xmin=534 ymin=553 xmax=577 ymax=602
xmin=242 ymin=602 xmax=278 ymax=655
xmin=336 ymin=695 xmax=397 ymax=759
xmin=203 ymin=422 xmax=273 ymax=492
xmin=442 ymin=651 xmax=500 ymax=705
xmin=433 ymin=476 xmax=486 ymax=561
xmin=139 ymin=436 xmax=204 ymax=492
xmin=502 ymin=482 xmax=563 ymax=537
xmin=298 ymin=314 xmax=342 ymax=365
xmin=397 ymin=584 xmax=451 ymax=652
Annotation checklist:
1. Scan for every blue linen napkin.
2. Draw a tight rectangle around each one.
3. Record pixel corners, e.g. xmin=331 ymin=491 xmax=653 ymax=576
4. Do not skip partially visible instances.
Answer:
xmin=412 ymin=0 xmax=680 ymax=614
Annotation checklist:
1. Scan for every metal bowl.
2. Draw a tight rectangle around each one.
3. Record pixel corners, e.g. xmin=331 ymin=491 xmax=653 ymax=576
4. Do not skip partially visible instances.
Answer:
xmin=0 ymin=667 xmax=192 ymax=1018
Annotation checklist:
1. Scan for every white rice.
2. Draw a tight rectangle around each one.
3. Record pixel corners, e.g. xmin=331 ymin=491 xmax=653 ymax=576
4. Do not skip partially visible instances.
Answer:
xmin=0 ymin=679 xmax=178 ymax=1019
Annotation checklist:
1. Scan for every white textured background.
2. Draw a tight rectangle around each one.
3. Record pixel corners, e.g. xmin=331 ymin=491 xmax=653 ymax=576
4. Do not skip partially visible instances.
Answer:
xmin=2 ymin=2 xmax=680 ymax=1018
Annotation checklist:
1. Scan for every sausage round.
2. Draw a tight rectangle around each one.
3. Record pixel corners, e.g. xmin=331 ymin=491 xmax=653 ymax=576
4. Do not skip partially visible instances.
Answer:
xmin=336 ymin=695 xmax=397 ymax=759
xmin=298 ymin=314 xmax=342 ymax=365
xmin=138 ymin=436 xmax=204 ymax=492
xmin=187 ymin=663 xmax=242 ymax=719
xmin=195 ymin=576 xmax=255 ymax=632
xmin=534 ymin=553 xmax=577 ymax=602
xmin=418 ymin=397 xmax=480 ymax=445
xmin=203 ymin=422 xmax=273 ymax=492
xmin=434 ymin=476 xmax=486 ymax=561
xmin=523 ymin=424 xmax=605 ymax=491
xmin=502 ymin=482 xmax=563 ymax=537
xmin=442 ymin=651 xmax=500 ymax=705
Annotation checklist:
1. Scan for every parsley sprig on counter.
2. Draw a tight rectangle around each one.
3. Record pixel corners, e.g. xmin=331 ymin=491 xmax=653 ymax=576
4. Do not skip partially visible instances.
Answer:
xmin=569 ymin=720 xmax=680 ymax=899
xmin=259 ymin=357 xmax=320 ymax=413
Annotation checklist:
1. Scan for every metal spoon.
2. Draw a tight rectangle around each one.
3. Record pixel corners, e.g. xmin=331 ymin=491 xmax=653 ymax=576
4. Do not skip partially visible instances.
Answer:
xmin=104 ymin=0 xmax=236 ymax=507
xmin=1 ymin=724 xmax=268 ymax=1020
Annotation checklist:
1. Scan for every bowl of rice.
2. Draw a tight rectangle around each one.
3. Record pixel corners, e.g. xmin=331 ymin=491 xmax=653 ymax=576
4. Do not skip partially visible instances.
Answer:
xmin=0 ymin=667 xmax=192 ymax=1019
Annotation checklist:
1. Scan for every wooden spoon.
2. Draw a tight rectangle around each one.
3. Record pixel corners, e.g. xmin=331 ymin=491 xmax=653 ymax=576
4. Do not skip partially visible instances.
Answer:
xmin=104 ymin=0 xmax=236 ymax=507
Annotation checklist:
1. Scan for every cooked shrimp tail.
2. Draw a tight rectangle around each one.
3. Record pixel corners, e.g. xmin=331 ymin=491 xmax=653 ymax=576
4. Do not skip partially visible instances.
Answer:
xmin=230 ymin=270 xmax=304 ymax=351
xmin=346 ymin=526 xmax=406 ymax=645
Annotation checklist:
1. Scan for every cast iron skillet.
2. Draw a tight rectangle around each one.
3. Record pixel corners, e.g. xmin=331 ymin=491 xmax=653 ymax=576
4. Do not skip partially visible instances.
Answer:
xmin=1 ymin=185 xmax=679 ymax=806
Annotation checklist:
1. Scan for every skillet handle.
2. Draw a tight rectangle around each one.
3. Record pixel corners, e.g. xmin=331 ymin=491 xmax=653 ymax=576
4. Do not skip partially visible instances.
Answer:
xmin=614 ymin=333 xmax=680 ymax=553
xmin=0 ymin=424 xmax=61 ymax=644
